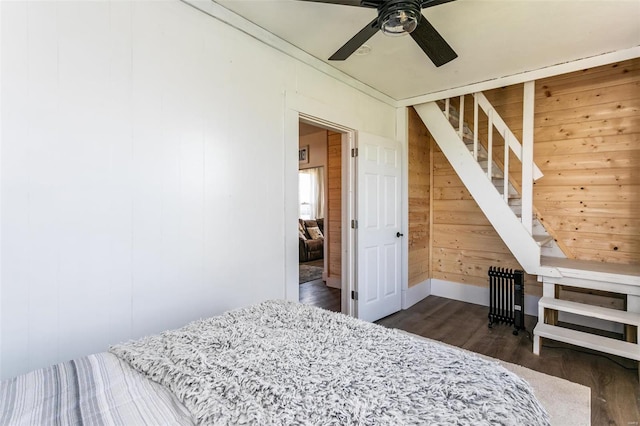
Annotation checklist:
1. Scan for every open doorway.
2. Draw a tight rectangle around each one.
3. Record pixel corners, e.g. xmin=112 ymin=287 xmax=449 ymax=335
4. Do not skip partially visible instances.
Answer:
xmin=290 ymin=113 xmax=403 ymax=321
xmin=297 ymin=121 xmax=342 ymax=313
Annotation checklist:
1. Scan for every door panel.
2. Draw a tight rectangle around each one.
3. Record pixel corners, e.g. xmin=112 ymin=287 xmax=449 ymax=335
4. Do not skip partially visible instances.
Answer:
xmin=356 ymin=132 xmax=402 ymax=322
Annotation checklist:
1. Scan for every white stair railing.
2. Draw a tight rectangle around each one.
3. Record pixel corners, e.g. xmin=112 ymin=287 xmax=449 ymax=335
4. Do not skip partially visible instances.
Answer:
xmin=473 ymin=91 xmax=544 ymax=180
xmin=414 ymin=102 xmax=559 ymax=277
xmin=439 ymin=88 xmax=543 ymax=236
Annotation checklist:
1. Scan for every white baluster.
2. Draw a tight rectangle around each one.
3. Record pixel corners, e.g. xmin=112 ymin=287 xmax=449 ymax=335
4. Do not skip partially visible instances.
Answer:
xmin=473 ymin=94 xmax=479 ymax=161
xmin=458 ymin=95 xmax=465 ymax=139
xmin=522 ymin=82 xmax=535 ymax=234
xmin=504 ymin=130 xmax=509 ymax=203
xmin=445 ymin=98 xmax=450 ymax=120
xmin=487 ymin=109 xmax=493 ymax=181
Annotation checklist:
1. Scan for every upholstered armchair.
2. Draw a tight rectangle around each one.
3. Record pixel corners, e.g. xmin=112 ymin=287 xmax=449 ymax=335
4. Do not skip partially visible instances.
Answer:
xmin=299 ymin=218 xmax=324 ymax=262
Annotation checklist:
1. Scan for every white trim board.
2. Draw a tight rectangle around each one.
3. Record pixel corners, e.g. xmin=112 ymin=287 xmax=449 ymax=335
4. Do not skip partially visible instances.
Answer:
xmin=430 ymin=279 xmax=623 ymax=334
xmin=180 ymin=0 xmax=396 ymax=107
xmin=402 ymin=279 xmax=431 ymax=310
xmin=0 ymin=0 xmax=3 ymax=374
xmin=430 ymin=278 xmax=541 ymax=315
xmin=400 ymin=47 xmax=640 ymax=106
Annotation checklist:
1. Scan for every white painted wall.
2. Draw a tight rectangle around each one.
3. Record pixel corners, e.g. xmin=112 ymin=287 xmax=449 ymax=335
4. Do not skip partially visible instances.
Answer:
xmin=0 ymin=0 xmax=397 ymax=379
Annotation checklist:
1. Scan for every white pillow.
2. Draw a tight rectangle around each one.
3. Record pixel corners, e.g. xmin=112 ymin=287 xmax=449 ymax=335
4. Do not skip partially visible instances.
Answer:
xmin=307 ymin=226 xmax=324 ymax=240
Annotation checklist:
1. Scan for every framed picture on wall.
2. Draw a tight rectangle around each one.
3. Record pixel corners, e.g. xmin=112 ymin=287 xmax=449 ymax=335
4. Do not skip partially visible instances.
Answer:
xmin=299 ymin=145 xmax=309 ymax=164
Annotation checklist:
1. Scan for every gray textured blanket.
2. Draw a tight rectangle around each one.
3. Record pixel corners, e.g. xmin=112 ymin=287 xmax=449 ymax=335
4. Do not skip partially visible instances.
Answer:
xmin=110 ymin=300 xmax=550 ymax=425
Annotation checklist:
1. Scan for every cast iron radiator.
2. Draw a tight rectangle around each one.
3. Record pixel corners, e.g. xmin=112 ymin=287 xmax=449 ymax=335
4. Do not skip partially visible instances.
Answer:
xmin=488 ymin=267 xmax=525 ymax=335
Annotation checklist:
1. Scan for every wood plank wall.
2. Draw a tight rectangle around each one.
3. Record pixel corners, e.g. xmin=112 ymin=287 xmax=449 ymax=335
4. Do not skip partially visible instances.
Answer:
xmin=407 ymin=58 xmax=639 ymax=299
xmin=408 ymin=108 xmax=540 ymax=295
xmin=534 ymin=59 xmax=639 ymax=264
xmin=430 ymin=136 xmax=541 ymax=294
xmin=479 ymin=58 xmax=640 ymax=265
xmin=408 ymin=108 xmax=431 ymax=287
xmin=327 ymin=131 xmax=342 ymax=282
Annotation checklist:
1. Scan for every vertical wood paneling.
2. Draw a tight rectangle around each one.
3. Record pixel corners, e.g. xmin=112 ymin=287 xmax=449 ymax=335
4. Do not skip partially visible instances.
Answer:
xmin=327 ymin=131 xmax=342 ymax=281
xmin=415 ymin=59 xmax=640 ymax=301
xmin=407 ymin=108 xmax=430 ymax=286
xmin=465 ymin=59 xmax=640 ymax=265
xmin=408 ymin=107 xmax=539 ymax=294
xmin=534 ymin=59 xmax=639 ymax=264
xmin=430 ymin=158 xmax=539 ymax=293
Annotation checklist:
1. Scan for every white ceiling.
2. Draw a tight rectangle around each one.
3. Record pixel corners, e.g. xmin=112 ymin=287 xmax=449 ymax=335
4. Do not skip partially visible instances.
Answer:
xmin=214 ymin=0 xmax=640 ymax=102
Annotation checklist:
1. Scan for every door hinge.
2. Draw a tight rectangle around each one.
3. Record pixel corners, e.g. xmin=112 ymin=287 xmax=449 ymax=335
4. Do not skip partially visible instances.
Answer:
xmin=351 ymin=219 xmax=358 ymax=229
xmin=351 ymin=291 xmax=358 ymax=301
xmin=351 ymin=147 xmax=358 ymax=157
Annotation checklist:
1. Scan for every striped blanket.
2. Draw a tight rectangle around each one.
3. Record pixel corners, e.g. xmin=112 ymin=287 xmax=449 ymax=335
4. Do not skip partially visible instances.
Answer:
xmin=0 ymin=352 xmax=194 ymax=425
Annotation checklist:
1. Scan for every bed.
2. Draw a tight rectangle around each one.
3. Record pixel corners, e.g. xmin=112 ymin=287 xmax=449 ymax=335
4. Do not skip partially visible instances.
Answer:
xmin=1 ymin=300 xmax=550 ymax=425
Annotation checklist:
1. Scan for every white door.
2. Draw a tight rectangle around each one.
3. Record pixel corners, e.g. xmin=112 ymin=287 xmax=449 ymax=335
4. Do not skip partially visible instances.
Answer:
xmin=356 ymin=132 xmax=402 ymax=322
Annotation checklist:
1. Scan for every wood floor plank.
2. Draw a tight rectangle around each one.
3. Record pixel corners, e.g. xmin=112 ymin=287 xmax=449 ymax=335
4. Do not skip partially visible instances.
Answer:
xmin=299 ymin=280 xmax=341 ymax=313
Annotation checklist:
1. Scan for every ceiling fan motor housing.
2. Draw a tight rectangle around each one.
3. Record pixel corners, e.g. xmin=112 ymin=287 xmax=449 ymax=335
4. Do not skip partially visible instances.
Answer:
xmin=377 ymin=0 xmax=423 ymax=35
xmin=325 ymin=0 xmax=457 ymax=66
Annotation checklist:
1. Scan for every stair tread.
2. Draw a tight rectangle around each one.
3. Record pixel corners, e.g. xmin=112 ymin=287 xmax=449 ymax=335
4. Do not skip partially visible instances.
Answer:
xmin=495 ymin=186 xmax=520 ymax=197
xmin=541 ymin=256 xmax=640 ymax=276
xmin=533 ymin=235 xmax=553 ymax=246
xmin=534 ymin=323 xmax=640 ymax=360
xmin=478 ymin=162 xmax=503 ymax=178
xmin=465 ymin=147 xmax=488 ymax=159
xmin=539 ymin=297 xmax=640 ymax=325
xmin=468 ymin=150 xmax=488 ymax=160
xmin=540 ymin=256 xmax=640 ymax=286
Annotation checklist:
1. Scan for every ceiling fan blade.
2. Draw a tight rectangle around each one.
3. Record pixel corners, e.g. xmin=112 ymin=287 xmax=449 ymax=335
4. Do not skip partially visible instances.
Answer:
xmin=410 ymin=17 xmax=458 ymax=67
xmin=297 ymin=0 xmax=365 ymax=7
xmin=329 ymin=18 xmax=379 ymax=61
xmin=420 ymin=0 xmax=457 ymax=8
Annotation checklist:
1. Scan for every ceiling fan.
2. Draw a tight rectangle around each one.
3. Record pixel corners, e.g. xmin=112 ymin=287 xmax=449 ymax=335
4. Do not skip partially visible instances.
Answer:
xmin=300 ymin=0 xmax=458 ymax=67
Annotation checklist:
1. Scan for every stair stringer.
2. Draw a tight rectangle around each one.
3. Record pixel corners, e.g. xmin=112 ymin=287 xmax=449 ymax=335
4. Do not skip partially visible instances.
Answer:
xmin=414 ymin=102 xmax=560 ymax=277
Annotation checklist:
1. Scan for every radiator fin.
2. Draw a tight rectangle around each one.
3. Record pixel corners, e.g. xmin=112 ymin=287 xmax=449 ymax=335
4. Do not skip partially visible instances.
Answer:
xmin=488 ymin=267 xmax=525 ymax=335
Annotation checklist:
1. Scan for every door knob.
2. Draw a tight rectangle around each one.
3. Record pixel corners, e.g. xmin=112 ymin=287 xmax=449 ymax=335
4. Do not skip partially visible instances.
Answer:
xmin=396 ymin=232 xmax=404 ymax=238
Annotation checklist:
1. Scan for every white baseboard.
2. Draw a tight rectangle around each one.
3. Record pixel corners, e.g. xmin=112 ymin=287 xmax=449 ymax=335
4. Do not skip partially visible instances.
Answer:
xmin=402 ymin=279 xmax=431 ymax=309
xmin=430 ymin=279 xmax=541 ymax=315
xmin=429 ymin=278 xmax=623 ymax=333
xmin=326 ymin=276 xmax=341 ymax=289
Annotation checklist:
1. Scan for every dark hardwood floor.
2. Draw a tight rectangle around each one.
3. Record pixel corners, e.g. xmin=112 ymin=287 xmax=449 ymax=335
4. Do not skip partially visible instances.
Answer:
xmin=299 ymin=277 xmax=640 ymax=424
xmin=300 ymin=289 xmax=639 ymax=425
xmin=299 ymin=280 xmax=341 ymax=313
xmin=299 ymin=259 xmax=341 ymax=313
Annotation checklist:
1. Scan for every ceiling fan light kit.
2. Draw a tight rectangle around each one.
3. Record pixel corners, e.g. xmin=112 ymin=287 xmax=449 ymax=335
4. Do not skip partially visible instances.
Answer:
xmin=303 ymin=0 xmax=458 ymax=67
xmin=378 ymin=1 xmax=421 ymax=36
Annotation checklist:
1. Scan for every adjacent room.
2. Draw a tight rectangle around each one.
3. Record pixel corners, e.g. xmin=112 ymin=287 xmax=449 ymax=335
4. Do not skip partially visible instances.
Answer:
xmin=297 ymin=121 xmax=342 ymax=313
xmin=1 ymin=0 xmax=638 ymax=424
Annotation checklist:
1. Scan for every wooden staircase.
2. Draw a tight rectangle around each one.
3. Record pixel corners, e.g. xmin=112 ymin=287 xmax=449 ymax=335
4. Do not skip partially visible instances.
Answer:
xmin=414 ymin=91 xmax=640 ymax=368
xmin=443 ymin=103 xmax=559 ymax=257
